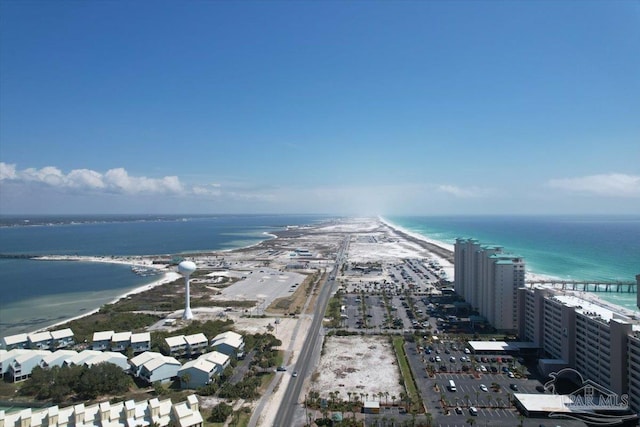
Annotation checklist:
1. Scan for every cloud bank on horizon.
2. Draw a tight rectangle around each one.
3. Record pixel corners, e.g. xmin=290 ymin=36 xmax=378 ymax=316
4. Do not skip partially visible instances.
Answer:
xmin=1 ymin=162 xmax=638 ymax=215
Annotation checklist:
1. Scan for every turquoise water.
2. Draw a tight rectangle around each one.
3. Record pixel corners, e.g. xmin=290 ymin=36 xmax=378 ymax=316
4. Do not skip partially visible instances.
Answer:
xmin=0 ymin=214 xmax=331 ymax=336
xmin=1 ymin=214 xmax=638 ymax=335
xmin=386 ymin=215 xmax=640 ymax=311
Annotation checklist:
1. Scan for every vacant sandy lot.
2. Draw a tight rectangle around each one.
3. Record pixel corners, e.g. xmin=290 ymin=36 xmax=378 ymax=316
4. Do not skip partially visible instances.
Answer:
xmin=310 ymin=335 xmax=403 ymax=401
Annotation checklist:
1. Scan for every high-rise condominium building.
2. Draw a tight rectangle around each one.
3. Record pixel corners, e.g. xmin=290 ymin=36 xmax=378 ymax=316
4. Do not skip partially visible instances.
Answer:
xmin=454 ymin=238 xmax=525 ymax=331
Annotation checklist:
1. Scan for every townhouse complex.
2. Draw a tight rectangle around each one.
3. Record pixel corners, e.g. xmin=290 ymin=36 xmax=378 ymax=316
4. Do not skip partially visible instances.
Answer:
xmin=0 ymin=394 xmax=203 ymax=427
xmin=1 ymin=330 xmax=244 ymax=389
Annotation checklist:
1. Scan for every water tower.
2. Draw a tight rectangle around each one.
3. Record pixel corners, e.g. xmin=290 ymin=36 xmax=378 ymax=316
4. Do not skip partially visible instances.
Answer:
xmin=178 ymin=260 xmax=197 ymax=320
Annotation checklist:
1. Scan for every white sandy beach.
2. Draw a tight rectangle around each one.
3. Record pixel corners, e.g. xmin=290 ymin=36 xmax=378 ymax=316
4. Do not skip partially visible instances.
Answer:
xmin=8 ymin=216 xmax=622 ymax=339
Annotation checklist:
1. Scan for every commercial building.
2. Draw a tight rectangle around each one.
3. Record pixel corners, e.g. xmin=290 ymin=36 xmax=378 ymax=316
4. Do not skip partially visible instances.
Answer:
xmin=454 ymin=238 xmax=525 ymax=331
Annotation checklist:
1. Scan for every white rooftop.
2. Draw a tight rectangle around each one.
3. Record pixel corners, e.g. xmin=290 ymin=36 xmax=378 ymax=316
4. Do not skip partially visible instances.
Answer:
xmin=553 ymin=293 xmax=640 ymax=324
xmin=144 ymin=356 xmax=180 ymax=372
xmin=50 ymin=328 xmax=74 ymax=339
xmin=130 ymin=351 xmax=163 ymax=367
xmin=202 ymin=351 xmax=229 ymax=367
xmin=2 ymin=333 xmax=28 ymax=346
xmin=28 ymin=331 xmax=52 ymax=342
xmin=111 ymin=331 xmax=132 ymax=342
xmin=165 ymin=336 xmax=186 ymax=348
xmin=130 ymin=332 xmax=150 ymax=343
xmin=184 ymin=333 xmax=207 ymax=345
xmin=513 ymin=392 xmax=576 ymax=413
xmin=468 ymin=341 xmax=516 ymax=352
xmin=93 ymin=330 xmax=115 ymax=341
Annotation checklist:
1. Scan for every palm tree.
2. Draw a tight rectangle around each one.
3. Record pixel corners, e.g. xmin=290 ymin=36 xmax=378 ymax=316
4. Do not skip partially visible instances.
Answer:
xmin=466 ymin=417 xmax=476 ymax=426
xmin=385 ymin=391 xmax=390 ymax=405
xmin=391 ymin=395 xmax=397 ymax=406
xmin=425 ymin=413 xmax=433 ymax=427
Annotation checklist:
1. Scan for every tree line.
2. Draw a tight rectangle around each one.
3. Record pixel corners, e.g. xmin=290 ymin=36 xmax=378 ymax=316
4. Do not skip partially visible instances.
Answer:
xmin=19 ymin=363 xmax=131 ymax=403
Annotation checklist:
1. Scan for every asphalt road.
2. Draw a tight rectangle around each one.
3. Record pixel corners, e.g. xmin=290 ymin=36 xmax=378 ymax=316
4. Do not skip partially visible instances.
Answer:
xmin=272 ymin=236 xmax=350 ymax=427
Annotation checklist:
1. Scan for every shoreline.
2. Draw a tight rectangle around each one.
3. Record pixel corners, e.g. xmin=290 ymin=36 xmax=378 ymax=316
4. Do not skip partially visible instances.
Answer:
xmin=380 ymin=217 xmax=640 ymax=315
xmin=35 ymin=270 xmax=182 ymax=334
xmin=4 ymin=216 xmax=638 ymax=339
xmin=10 ymin=226 xmax=288 ymax=336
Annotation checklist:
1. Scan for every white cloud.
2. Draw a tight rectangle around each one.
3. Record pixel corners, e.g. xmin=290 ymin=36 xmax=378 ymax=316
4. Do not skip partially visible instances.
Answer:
xmin=0 ymin=163 xmax=184 ymax=195
xmin=0 ymin=162 xmax=17 ymax=180
xmin=436 ymin=184 xmax=493 ymax=198
xmin=67 ymin=169 xmax=106 ymax=189
xmin=192 ymin=185 xmax=222 ymax=196
xmin=548 ymin=173 xmax=640 ymax=197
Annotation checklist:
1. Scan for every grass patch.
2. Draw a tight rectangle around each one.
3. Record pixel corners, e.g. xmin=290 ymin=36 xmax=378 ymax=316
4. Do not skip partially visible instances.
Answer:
xmin=392 ymin=336 xmax=423 ymax=413
xmin=303 ymin=271 xmax=327 ymax=315
xmin=56 ymin=312 xmax=163 ymax=343
xmin=266 ymin=272 xmax=316 ymax=315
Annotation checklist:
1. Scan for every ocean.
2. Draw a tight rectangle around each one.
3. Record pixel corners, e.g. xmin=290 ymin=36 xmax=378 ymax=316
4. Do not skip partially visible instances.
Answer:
xmin=0 ymin=214 xmax=330 ymax=336
xmin=1 ymin=214 xmax=638 ymax=337
xmin=385 ymin=215 xmax=640 ymax=312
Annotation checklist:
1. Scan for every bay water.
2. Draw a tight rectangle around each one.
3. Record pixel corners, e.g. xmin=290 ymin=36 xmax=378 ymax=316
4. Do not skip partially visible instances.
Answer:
xmin=0 ymin=214 xmax=329 ymax=336
xmin=1 ymin=214 xmax=638 ymax=337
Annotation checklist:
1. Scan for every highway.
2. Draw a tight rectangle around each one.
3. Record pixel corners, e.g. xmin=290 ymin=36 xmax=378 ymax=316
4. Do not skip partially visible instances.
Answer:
xmin=272 ymin=236 xmax=349 ymax=427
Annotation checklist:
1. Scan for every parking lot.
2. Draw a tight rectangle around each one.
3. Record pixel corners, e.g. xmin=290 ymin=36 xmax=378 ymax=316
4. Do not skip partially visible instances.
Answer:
xmin=405 ymin=340 xmax=589 ymax=427
xmin=333 ymin=259 xmax=590 ymax=426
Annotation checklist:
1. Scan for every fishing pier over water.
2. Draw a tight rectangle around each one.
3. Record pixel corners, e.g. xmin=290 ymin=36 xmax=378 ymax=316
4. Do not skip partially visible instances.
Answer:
xmin=526 ymin=280 xmax=637 ymax=293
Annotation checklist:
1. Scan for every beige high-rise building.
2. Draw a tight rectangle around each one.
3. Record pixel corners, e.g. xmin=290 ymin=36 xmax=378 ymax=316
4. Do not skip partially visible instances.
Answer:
xmin=518 ymin=287 xmax=640 ymax=404
xmin=454 ymin=238 xmax=525 ymax=331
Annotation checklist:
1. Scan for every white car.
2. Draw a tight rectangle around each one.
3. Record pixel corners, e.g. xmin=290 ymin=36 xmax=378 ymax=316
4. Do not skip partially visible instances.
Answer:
xmin=480 ymin=384 xmax=488 ymax=392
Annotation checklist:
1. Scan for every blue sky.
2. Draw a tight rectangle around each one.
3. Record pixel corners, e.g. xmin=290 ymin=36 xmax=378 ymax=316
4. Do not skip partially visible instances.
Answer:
xmin=1 ymin=1 xmax=638 ymax=215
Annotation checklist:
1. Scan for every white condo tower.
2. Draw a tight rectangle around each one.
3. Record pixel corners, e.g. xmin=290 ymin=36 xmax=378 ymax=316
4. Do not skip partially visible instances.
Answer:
xmin=178 ymin=260 xmax=197 ymax=320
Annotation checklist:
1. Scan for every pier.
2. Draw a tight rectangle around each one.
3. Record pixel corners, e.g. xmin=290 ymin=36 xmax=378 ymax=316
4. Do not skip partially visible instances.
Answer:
xmin=526 ymin=280 xmax=637 ymax=293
